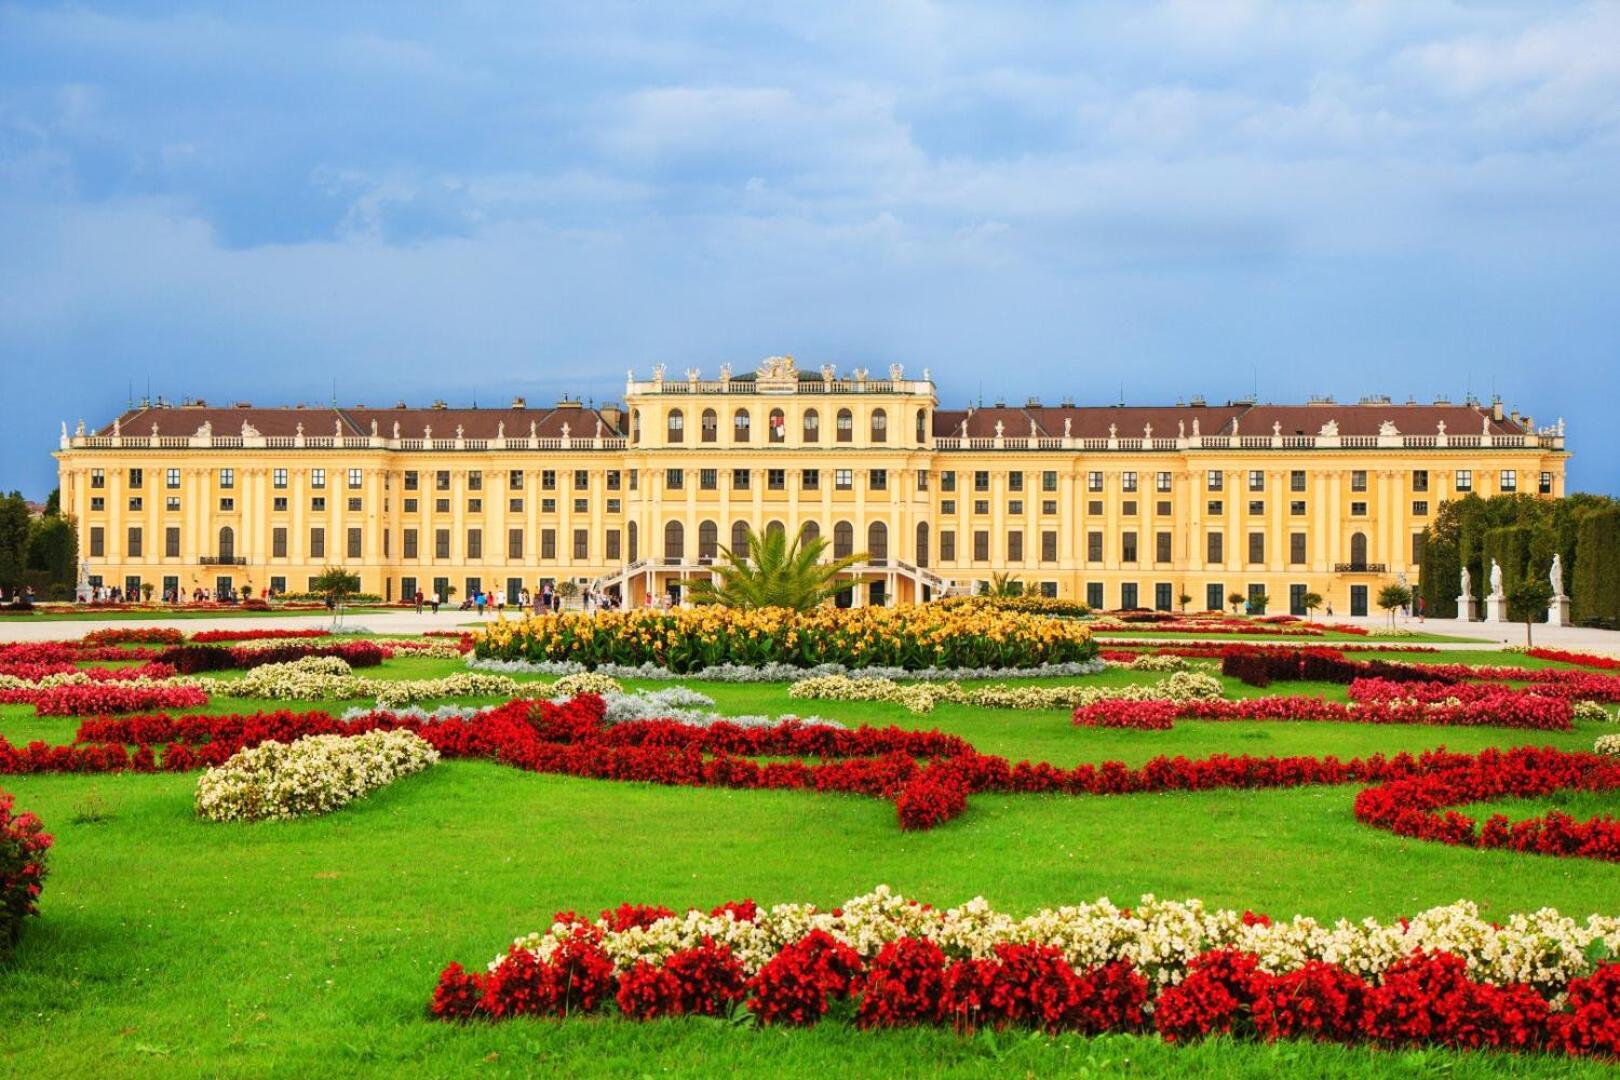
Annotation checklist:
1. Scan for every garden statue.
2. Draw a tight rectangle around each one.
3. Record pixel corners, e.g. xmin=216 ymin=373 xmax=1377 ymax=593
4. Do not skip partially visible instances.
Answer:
xmin=1550 ymin=553 xmax=1564 ymax=596
xmin=1489 ymin=559 xmax=1503 ymax=597
xmin=1460 ymin=565 xmax=1470 ymax=598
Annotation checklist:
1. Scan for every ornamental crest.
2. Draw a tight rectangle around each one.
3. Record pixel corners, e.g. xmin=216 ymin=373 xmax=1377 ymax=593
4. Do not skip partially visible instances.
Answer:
xmin=756 ymin=354 xmax=798 ymax=391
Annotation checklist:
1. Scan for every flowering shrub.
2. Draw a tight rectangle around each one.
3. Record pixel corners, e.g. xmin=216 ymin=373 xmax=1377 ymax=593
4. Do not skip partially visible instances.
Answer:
xmin=1598 ymin=734 xmax=1620 ymax=757
xmin=194 ymin=729 xmax=440 ymax=821
xmin=0 ymin=681 xmax=209 ymax=716
xmin=189 ymin=628 xmax=329 ymax=643
xmin=469 ymin=654 xmax=1107 ymax=682
xmin=789 ymin=671 xmax=1222 ymax=715
xmin=1575 ymin=701 xmax=1614 ymax=723
xmin=82 ymin=627 xmax=184 ymax=645
xmin=1075 ymin=690 xmax=1573 ymax=732
xmin=476 ymin=603 xmax=1097 ymax=672
xmin=0 ymin=790 xmax=52 ymax=949
xmin=550 ymin=671 xmax=624 ymax=697
xmin=431 ymin=885 xmax=1620 ymax=1057
xmin=207 ymin=657 xmax=519 ymax=705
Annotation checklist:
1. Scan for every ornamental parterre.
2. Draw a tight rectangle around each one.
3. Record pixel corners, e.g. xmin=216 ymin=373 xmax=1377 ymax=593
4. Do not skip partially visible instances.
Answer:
xmin=428 ymin=886 xmax=1620 ymax=1059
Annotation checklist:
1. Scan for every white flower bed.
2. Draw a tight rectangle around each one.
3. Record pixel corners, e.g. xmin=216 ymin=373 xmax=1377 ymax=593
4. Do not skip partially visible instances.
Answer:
xmin=0 ymin=672 xmax=208 ymax=691
xmin=465 ymin=656 xmax=1109 ymax=683
xmin=195 ymin=729 xmax=439 ymax=822
xmin=1596 ymin=733 xmax=1620 ymax=756
xmin=204 ymin=657 xmax=519 ymax=705
xmin=788 ymin=671 xmax=1224 ymax=715
xmin=1573 ymin=700 xmax=1614 ymax=723
xmin=503 ymin=885 xmax=1620 ymax=998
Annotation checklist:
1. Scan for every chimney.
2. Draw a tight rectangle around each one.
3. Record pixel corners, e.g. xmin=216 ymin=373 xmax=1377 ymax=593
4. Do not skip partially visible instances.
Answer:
xmin=598 ymin=404 xmax=623 ymax=431
xmin=1492 ymin=397 xmax=1504 ymax=422
xmin=511 ymin=396 xmax=526 ymax=409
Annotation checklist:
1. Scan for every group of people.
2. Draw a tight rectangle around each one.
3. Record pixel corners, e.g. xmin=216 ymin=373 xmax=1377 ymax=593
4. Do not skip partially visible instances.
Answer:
xmin=411 ymin=584 xmax=624 ymax=617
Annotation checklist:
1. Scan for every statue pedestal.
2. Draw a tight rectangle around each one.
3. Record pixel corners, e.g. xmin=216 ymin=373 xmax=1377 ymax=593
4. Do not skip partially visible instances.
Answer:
xmin=1456 ymin=594 xmax=1477 ymax=621
xmin=1550 ymin=595 xmax=1573 ymax=627
xmin=1485 ymin=593 xmax=1509 ymax=624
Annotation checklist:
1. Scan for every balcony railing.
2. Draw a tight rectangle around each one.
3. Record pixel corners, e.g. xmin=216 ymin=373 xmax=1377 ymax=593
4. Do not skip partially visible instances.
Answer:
xmin=1333 ymin=562 xmax=1387 ymax=573
xmin=199 ymin=555 xmax=247 ymax=566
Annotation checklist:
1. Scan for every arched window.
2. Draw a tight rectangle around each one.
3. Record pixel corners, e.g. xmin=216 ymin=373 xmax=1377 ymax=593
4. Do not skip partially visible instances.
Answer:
xmin=701 ymin=408 xmax=718 ymax=443
xmin=871 ymin=409 xmax=888 ymax=443
xmin=766 ymin=519 xmax=785 ymax=539
xmin=218 ymin=526 xmax=235 ymax=560
xmin=868 ymin=521 xmax=888 ymax=561
xmin=916 ymin=522 xmax=929 ymax=567
xmin=801 ymin=520 xmax=821 ymax=545
xmin=803 ymin=408 xmax=820 ymax=442
xmin=733 ymin=409 xmax=751 ymax=442
xmin=1350 ymin=532 xmax=1368 ymax=569
xmin=833 ymin=521 xmax=854 ymax=559
xmin=768 ymin=408 xmax=786 ymax=443
xmin=836 ymin=408 xmax=853 ymax=443
xmin=664 ymin=521 xmax=684 ymax=561
xmin=627 ymin=521 xmax=638 ymax=562
xmin=730 ymin=521 xmax=751 ymax=558
xmin=667 ymin=409 xmax=684 ymax=442
xmin=916 ymin=408 xmax=928 ymax=444
xmin=631 ymin=410 xmax=641 ymax=444
xmin=698 ymin=520 xmax=719 ymax=561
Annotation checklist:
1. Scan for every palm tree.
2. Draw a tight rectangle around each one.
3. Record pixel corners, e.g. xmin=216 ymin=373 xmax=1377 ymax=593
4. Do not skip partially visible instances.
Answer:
xmin=984 ymin=572 xmax=1024 ymax=598
xmin=688 ymin=524 xmax=866 ymax=610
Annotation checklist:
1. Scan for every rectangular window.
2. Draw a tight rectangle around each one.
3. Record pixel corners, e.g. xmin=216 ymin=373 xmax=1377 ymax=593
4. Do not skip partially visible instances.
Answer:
xmin=573 ymin=529 xmax=588 ymax=559
xmin=869 ymin=470 xmax=887 ymax=491
xmin=732 ymin=469 xmax=750 ymax=491
xmin=1500 ymin=469 xmax=1517 ymax=492
xmin=1043 ymin=471 xmax=1058 ymax=492
xmin=606 ymin=498 xmax=620 ymax=513
xmin=214 ymin=496 xmax=231 ymax=511
xmin=1008 ymin=500 xmax=1023 ymax=515
xmin=125 ymin=467 xmax=143 ymax=489
xmin=1041 ymin=581 xmax=1057 ymax=598
xmin=540 ymin=499 xmax=555 ymax=513
xmin=973 ymin=530 xmax=990 ymax=561
xmin=1156 ymin=471 xmax=1172 ymax=493
xmin=89 ymin=526 xmax=105 ymax=555
xmin=1351 ymin=470 xmax=1368 ymax=492
xmin=310 ymin=528 xmax=326 ymax=558
xmin=1120 ymin=583 xmax=1139 ymax=610
xmin=1207 ymin=500 xmax=1223 ymax=515
xmin=1088 ymin=471 xmax=1103 ymax=492
xmin=1412 ymin=469 xmax=1429 ymax=492
xmin=1248 ymin=500 xmax=1264 ymax=515
xmin=1455 ymin=469 xmax=1472 ymax=492
xmin=272 ymin=528 xmax=287 ymax=558
xmin=1248 ymin=470 xmax=1265 ymax=492
xmin=573 ymin=498 xmax=587 ymax=514
xmin=435 ymin=498 xmax=450 ymax=513
xmin=312 ymin=469 xmax=327 ymax=489
xmin=802 ymin=469 xmax=819 ymax=491
xmin=404 ymin=471 xmax=419 ymax=491
xmin=166 ymin=468 xmax=181 ymax=489
xmin=165 ymin=526 xmax=180 ymax=558
xmin=940 ymin=531 xmax=956 ymax=561
xmin=541 ymin=470 xmax=556 ymax=490
xmin=509 ymin=498 xmax=522 ymax=513
xmin=1248 ymin=531 xmax=1265 ymax=564
xmin=917 ymin=469 xmax=930 ymax=492
xmin=1412 ymin=532 xmax=1426 ymax=566
xmin=1086 ymin=582 xmax=1104 ymax=610
xmin=1156 ymin=500 xmax=1171 ymax=516
xmin=666 ymin=468 xmax=684 ymax=490
xmin=1207 ymin=531 xmax=1224 ymax=563
xmin=1290 ymin=532 xmax=1306 ymax=565
xmin=768 ymin=469 xmax=786 ymax=491
xmin=1008 ymin=472 xmax=1024 ymax=493
xmin=575 ymin=470 xmax=589 ymax=491
xmin=1007 ymin=530 xmax=1024 ymax=561
xmin=1207 ymin=470 xmax=1223 ymax=492
xmin=466 ymin=529 xmax=482 ymax=559
xmin=1207 ymin=583 xmax=1225 ymax=613
xmin=1087 ymin=531 xmax=1103 ymax=562
xmin=940 ymin=471 xmax=956 ymax=492
xmin=1041 ymin=531 xmax=1058 ymax=562
xmin=462 ymin=471 xmax=479 ymax=492
xmin=606 ymin=530 xmax=621 ymax=560
xmin=1351 ymin=501 xmax=1368 ymax=516
xmin=975 ymin=471 xmax=991 ymax=492
xmin=1155 ymin=583 xmax=1173 ymax=612
xmin=1412 ymin=500 xmax=1429 ymax=516
xmin=508 ymin=470 xmax=523 ymax=490
xmin=434 ymin=529 xmax=450 ymax=559
xmin=1539 ymin=471 xmax=1553 ymax=495
xmin=128 ymin=497 xmax=142 ymax=511
xmin=541 ymin=529 xmax=557 ymax=559
xmin=269 ymin=497 xmax=285 ymax=512
xmin=1156 ymin=531 xmax=1172 ymax=563
xmin=1290 ymin=470 xmax=1306 ymax=492
xmin=941 ymin=500 xmax=956 ymax=514
xmin=348 ymin=468 xmax=363 ymax=488
xmin=467 ymin=498 xmax=481 ymax=513
xmin=348 ymin=497 xmax=362 ymax=512
xmin=219 ymin=468 xmax=234 ymax=489
xmin=404 ymin=529 xmax=418 ymax=559
xmin=1290 ymin=500 xmax=1306 ymax=516
xmin=1121 ymin=531 xmax=1138 ymax=562
xmin=700 ymin=469 xmax=718 ymax=490
xmin=1042 ymin=500 xmax=1058 ymax=515
xmin=271 ymin=468 xmax=287 ymax=489
xmin=835 ymin=470 xmax=853 ymax=491
xmin=1122 ymin=471 xmax=1138 ymax=493
xmin=607 ymin=470 xmax=622 ymax=491
xmin=347 ymin=528 xmax=362 ymax=559
xmin=127 ymin=527 xmax=142 ymax=557
xmin=508 ymin=528 xmax=523 ymax=559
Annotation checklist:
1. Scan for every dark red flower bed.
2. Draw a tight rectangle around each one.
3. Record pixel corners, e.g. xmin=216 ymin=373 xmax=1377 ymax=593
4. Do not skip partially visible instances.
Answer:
xmin=428 ymin=923 xmax=1620 ymax=1059
xmin=81 ymin=627 xmax=184 ymax=646
xmin=1526 ymin=648 xmax=1620 ymax=672
xmin=1073 ymin=691 xmax=1572 ymax=731
xmin=153 ymin=640 xmax=386 ymax=673
xmin=0 ymin=682 xmax=210 ymax=716
xmin=0 ymin=789 xmax=51 ymax=950
xmin=1221 ymin=646 xmax=1457 ymax=689
xmin=1353 ymin=747 xmax=1620 ymax=861
xmin=188 ymin=628 xmax=330 ymax=643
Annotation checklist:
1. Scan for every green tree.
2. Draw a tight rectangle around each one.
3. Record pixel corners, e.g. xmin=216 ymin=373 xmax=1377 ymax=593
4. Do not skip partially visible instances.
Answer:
xmin=1227 ymin=591 xmax=1244 ymax=616
xmin=44 ymin=487 xmax=61 ymax=516
xmin=1248 ymin=592 xmax=1270 ymax=616
xmin=1177 ymin=591 xmax=1192 ymax=614
xmin=311 ymin=566 xmax=362 ymax=628
xmin=1377 ymin=583 xmax=1412 ymax=627
xmin=1507 ymin=577 xmax=1554 ymax=648
xmin=1301 ymin=591 xmax=1323 ymax=615
xmin=0 ymin=491 xmax=29 ymax=591
xmin=1572 ymin=508 xmax=1620 ymax=628
xmin=984 ymin=572 xmax=1024 ymax=598
xmin=26 ymin=514 xmax=77 ymax=595
xmin=689 ymin=524 xmax=864 ymax=611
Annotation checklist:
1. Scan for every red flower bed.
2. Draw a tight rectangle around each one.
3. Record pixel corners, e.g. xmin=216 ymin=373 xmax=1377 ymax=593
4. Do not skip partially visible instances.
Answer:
xmin=81 ymin=627 xmax=184 ymax=645
xmin=1527 ymin=648 xmax=1620 ymax=672
xmin=1075 ymin=692 xmax=1572 ymax=732
xmin=0 ymin=683 xmax=209 ymax=717
xmin=154 ymin=640 xmax=387 ymax=674
xmin=1221 ymin=646 xmax=1456 ymax=689
xmin=1 ymin=789 xmax=52 ymax=949
xmin=429 ymin=920 xmax=1620 ymax=1059
xmin=1354 ymin=747 xmax=1620 ymax=861
xmin=188 ymin=628 xmax=329 ymax=643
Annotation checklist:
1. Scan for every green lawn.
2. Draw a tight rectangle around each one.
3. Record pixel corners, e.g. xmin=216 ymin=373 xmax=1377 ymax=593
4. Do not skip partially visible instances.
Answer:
xmin=8 ymin=605 xmax=396 ymax=622
xmin=1 ymin=650 xmax=1616 ymax=1077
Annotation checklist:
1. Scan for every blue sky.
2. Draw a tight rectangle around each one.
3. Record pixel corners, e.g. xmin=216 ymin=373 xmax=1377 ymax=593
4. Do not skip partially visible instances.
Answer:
xmin=2 ymin=1 xmax=1616 ymax=496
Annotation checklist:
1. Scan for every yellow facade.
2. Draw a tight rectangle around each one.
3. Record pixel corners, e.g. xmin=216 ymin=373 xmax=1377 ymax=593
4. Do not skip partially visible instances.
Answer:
xmin=55 ymin=356 xmax=1567 ymax=615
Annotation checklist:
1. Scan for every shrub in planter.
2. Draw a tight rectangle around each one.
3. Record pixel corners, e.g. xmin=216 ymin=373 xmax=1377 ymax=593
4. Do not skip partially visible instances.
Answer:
xmin=0 ymin=790 xmax=52 ymax=949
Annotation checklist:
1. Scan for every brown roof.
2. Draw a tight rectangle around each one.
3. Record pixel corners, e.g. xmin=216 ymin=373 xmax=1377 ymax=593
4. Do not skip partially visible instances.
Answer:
xmin=98 ymin=405 xmax=353 ymax=438
xmin=933 ymin=404 xmax=1248 ymax=439
xmin=1235 ymin=404 xmax=1523 ymax=438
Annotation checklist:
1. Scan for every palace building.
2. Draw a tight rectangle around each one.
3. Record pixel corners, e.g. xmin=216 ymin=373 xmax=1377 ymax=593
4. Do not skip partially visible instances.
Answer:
xmin=55 ymin=356 xmax=1568 ymax=615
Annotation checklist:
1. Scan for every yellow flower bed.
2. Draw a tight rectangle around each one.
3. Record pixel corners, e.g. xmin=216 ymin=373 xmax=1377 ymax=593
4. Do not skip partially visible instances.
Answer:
xmin=476 ymin=604 xmax=1096 ymax=673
